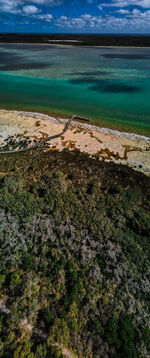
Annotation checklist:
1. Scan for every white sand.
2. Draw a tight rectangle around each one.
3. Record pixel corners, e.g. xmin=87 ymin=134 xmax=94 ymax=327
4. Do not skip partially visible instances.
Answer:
xmin=0 ymin=109 xmax=150 ymax=176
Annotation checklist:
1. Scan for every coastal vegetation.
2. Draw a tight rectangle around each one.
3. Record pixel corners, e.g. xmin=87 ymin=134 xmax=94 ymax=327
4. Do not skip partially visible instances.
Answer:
xmin=0 ymin=34 xmax=150 ymax=47
xmin=0 ymin=148 xmax=149 ymax=357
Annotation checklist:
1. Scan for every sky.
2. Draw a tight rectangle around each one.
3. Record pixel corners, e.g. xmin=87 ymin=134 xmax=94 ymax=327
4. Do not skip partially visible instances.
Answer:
xmin=0 ymin=0 xmax=150 ymax=34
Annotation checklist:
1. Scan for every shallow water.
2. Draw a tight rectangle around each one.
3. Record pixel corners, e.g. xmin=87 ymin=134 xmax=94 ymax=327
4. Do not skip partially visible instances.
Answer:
xmin=0 ymin=43 xmax=150 ymax=135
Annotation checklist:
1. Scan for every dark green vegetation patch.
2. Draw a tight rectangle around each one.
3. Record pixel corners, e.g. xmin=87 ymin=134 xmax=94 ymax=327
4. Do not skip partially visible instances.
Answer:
xmin=0 ymin=149 xmax=150 ymax=358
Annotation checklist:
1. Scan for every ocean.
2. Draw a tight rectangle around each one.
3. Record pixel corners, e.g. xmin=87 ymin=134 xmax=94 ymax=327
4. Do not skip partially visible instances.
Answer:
xmin=0 ymin=43 xmax=150 ymax=136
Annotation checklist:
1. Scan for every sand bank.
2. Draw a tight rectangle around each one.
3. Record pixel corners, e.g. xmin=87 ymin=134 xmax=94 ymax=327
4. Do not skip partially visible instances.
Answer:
xmin=0 ymin=109 xmax=150 ymax=176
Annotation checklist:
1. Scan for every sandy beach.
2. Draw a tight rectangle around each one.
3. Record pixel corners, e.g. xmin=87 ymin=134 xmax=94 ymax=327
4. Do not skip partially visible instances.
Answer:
xmin=0 ymin=109 xmax=150 ymax=176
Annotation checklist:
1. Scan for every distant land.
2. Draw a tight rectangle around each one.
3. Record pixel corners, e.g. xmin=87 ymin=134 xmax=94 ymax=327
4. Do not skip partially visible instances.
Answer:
xmin=0 ymin=33 xmax=150 ymax=47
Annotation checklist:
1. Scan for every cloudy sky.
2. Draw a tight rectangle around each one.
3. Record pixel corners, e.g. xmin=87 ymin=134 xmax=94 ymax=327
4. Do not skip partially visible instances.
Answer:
xmin=0 ymin=0 xmax=150 ymax=33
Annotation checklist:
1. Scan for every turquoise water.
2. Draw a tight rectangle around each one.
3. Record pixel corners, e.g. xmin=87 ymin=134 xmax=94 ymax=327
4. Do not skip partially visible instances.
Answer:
xmin=0 ymin=43 xmax=150 ymax=135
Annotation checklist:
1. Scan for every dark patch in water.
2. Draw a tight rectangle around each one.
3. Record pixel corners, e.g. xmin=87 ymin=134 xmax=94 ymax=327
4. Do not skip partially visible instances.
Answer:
xmin=0 ymin=51 xmax=51 ymax=71
xmin=67 ymin=70 xmax=111 ymax=76
xmin=94 ymin=82 xmax=142 ymax=93
xmin=0 ymin=44 xmax=57 ymax=51
xmin=101 ymin=53 xmax=150 ymax=60
xmin=69 ymin=78 xmax=142 ymax=93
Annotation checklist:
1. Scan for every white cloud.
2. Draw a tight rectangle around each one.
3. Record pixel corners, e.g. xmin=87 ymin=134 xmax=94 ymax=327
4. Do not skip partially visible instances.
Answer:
xmin=100 ymin=0 xmax=150 ymax=8
xmin=37 ymin=13 xmax=53 ymax=21
xmin=132 ymin=8 xmax=141 ymax=13
xmin=116 ymin=8 xmax=130 ymax=13
xmin=0 ymin=0 xmax=63 ymax=14
xmin=0 ymin=0 xmax=21 ymax=14
xmin=55 ymin=9 xmax=150 ymax=32
xmin=31 ymin=0 xmax=63 ymax=5
xmin=1 ymin=0 xmax=150 ymax=32
xmin=81 ymin=13 xmax=94 ymax=19
xmin=23 ymin=5 xmax=40 ymax=14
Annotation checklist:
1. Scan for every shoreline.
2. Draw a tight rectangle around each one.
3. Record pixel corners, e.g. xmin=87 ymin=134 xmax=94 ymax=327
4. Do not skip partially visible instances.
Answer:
xmin=0 ymin=42 xmax=150 ymax=48
xmin=1 ymin=104 xmax=150 ymax=138
xmin=1 ymin=108 xmax=150 ymax=143
xmin=0 ymin=109 xmax=150 ymax=177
